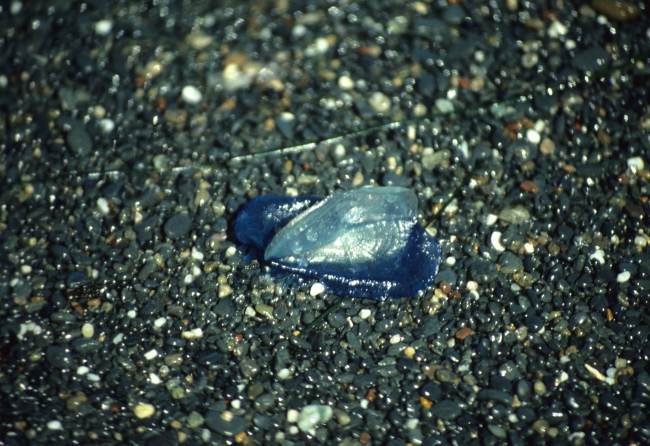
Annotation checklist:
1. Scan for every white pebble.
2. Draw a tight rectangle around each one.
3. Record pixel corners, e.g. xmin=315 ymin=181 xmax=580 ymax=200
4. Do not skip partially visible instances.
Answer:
xmin=10 ymin=1 xmax=23 ymax=15
xmin=181 ymin=85 xmax=203 ymax=104
xmin=589 ymin=249 xmax=605 ymax=265
xmin=333 ymin=144 xmax=346 ymax=158
xmin=491 ymin=231 xmax=506 ymax=252
xmin=245 ymin=306 xmax=257 ymax=317
xmin=548 ymin=20 xmax=568 ymax=38
xmin=314 ymin=37 xmax=329 ymax=54
xmin=21 ymin=265 xmax=32 ymax=274
xmin=466 ymin=281 xmax=478 ymax=291
xmin=287 ymin=409 xmax=299 ymax=423
xmin=297 ymin=405 xmax=333 ymax=432
xmin=87 ymin=373 xmax=101 ymax=382
xmin=526 ymin=129 xmax=541 ymax=144
xmin=524 ymin=243 xmax=534 ymax=254
xmin=277 ymin=368 xmax=291 ymax=379
xmin=144 ymin=349 xmax=158 ymax=360
xmin=77 ymin=366 xmax=90 ymax=375
xmin=617 ymin=271 xmax=631 ymax=283
xmin=97 ymin=197 xmax=110 ymax=215
xmin=95 ymin=19 xmax=113 ymax=36
xmin=406 ymin=418 xmax=419 ymax=430
xmin=338 ymin=75 xmax=355 ymax=90
xmin=446 ymin=256 xmax=456 ymax=266
xmin=310 ymin=283 xmax=325 ymax=296
xmin=98 ymin=118 xmax=115 ymax=134
xmin=184 ymin=273 xmax=194 ymax=284
xmin=112 ymin=333 xmax=124 ymax=344
xmin=368 ymin=92 xmax=391 ymax=113
xmin=635 ymin=236 xmax=647 ymax=247
xmin=134 ymin=403 xmax=156 ymax=419
xmin=127 ymin=310 xmax=137 ymax=319
xmin=149 ymin=373 xmax=162 ymax=385
xmin=47 ymin=420 xmax=63 ymax=430
xmin=191 ymin=247 xmax=204 ymax=261
xmin=627 ymin=156 xmax=645 ymax=172
xmin=182 ymin=328 xmax=203 ymax=340
xmin=153 ymin=317 xmax=167 ymax=328
xmin=435 ymin=98 xmax=454 ymax=114
xmin=359 ymin=309 xmax=372 ymax=320
xmin=559 ymin=371 xmax=569 ymax=382
xmin=82 ymin=323 xmax=94 ymax=338
xmin=292 ymin=24 xmax=307 ymax=38
xmin=389 ymin=334 xmax=401 ymax=344
xmin=231 ymin=399 xmax=241 ymax=409
xmin=0 ymin=74 xmax=8 ymax=88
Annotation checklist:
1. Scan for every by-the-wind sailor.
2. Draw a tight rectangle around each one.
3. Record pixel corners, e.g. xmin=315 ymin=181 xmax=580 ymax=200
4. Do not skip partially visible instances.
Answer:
xmin=234 ymin=186 xmax=441 ymax=301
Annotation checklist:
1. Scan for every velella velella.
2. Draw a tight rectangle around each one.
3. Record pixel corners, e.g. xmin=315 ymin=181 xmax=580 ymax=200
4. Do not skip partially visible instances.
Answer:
xmin=234 ymin=186 xmax=441 ymax=301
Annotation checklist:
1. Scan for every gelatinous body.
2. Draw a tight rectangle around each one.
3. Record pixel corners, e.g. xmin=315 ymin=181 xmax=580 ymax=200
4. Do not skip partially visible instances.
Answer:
xmin=234 ymin=186 xmax=441 ymax=301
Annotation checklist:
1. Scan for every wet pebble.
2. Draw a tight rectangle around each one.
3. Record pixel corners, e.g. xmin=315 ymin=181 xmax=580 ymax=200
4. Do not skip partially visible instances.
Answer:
xmin=164 ymin=214 xmax=192 ymax=239
xmin=45 ymin=346 xmax=74 ymax=369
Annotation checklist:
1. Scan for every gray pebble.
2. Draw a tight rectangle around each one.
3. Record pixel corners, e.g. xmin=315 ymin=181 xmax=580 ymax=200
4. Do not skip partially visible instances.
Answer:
xmin=430 ymin=400 xmax=461 ymax=420
xmin=204 ymin=412 xmax=247 ymax=436
xmin=468 ymin=260 xmax=498 ymax=283
xmin=45 ymin=346 xmax=74 ymax=369
xmin=164 ymin=214 xmax=192 ymax=239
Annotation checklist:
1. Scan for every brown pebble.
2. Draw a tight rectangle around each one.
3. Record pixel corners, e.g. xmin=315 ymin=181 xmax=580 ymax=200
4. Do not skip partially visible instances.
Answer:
xmin=520 ymin=180 xmax=539 ymax=194
xmin=539 ymin=138 xmax=555 ymax=155
xmin=456 ymin=327 xmax=472 ymax=340
xmin=359 ymin=432 xmax=371 ymax=444
xmin=365 ymin=389 xmax=376 ymax=402
xmin=164 ymin=109 xmax=188 ymax=126
xmin=419 ymin=396 xmax=433 ymax=409
xmin=218 ymin=98 xmax=237 ymax=112
xmin=532 ymin=419 xmax=550 ymax=435
xmin=449 ymin=291 xmax=462 ymax=300
xmin=439 ymin=281 xmax=451 ymax=295
xmin=592 ymin=0 xmax=639 ymax=22
xmin=626 ymin=204 xmax=645 ymax=219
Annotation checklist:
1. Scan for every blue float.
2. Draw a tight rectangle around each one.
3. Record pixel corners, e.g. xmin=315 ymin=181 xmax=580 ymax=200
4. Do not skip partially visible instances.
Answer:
xmin=234 ymin=187 xmax=441 ymax=301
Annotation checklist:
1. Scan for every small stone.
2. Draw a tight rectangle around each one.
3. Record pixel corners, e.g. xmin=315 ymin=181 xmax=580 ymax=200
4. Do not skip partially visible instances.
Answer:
xmin=164 ymin=214 xmax=191 ymax=240
xmin=81 ymin=323 xmax=94 ymax=338
xmin=368 ymin=92 xmax=391 ymax=113
xmin=592 ymin=0 xmax=639 ymax=22
xmin=297 ymin=405 xmax=333 ymax=432
xmin=526 ymin=128 xmax=541 ymax=144
xmin=468 ymin=260 xmax=498 ymax=283
xmin=204 ymin=411 xmax=246 ymax=436
xmin=628 ymin=156 xmax=645 ymax=171
xmin=134 ymin=403 xmax=155 ymax=419
xmin=520 ymin=180 xmax=539 ymax=194
xmin=47 ymin=420 xmax=63 ymax=430
xmin=187 ymin=411 xmax=205 ymax=428
xmin=456 ymin=327 xmax=472 ymax=340
xmin=617 ymin=271 xmax=631 ymax=283
xmin=94 ymin=20 xmax=113 ymax=36
xmin=435 ymin=98 xmax=454 ymax=114
xmin=310 ymin=283 xmax=325 ymax=296
xmin=45 ymin=346 xmax=74 ymax=369
xmin=338 ymin=76 xmax=355 ymax=90
xmin=429 ymin=400 xmax=461 ymax=420
xmin=491 ymin=232 xmax=506 ymax=252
